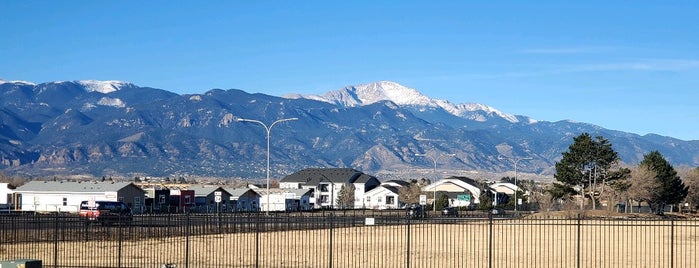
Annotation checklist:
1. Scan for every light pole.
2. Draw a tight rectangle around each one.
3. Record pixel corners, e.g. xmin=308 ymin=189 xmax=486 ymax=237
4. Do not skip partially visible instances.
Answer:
xmin=415 ymin=152 xmax=456 ymax=212
xmin=497 ymin=155 xmax=532 ymax=211
xmin=237 ymin=117 xmax=298 ymax=215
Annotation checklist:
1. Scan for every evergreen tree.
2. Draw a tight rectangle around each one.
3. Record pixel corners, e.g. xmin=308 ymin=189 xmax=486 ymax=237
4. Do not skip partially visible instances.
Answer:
xmin=478 ymin=191 xmax=493 ymax=210
xmin=640 ymin=151 xmax=688 ymax=214
xmin=554 ymin=133 xmax=629 ymax=209
xmin=435 ymin=193 xmax=450 ymax=210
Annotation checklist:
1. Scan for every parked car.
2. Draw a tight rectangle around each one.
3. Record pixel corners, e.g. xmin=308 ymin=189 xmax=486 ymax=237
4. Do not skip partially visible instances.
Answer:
xmin=79 ymin=201 xmax=133 ymax=225
xmin=491 ymin=208 xmax=505 ymax=215
xmin=442 ymin=207 xmax=458 ymax=217
xmin=406 ymin=204 xmax=426 ymax=219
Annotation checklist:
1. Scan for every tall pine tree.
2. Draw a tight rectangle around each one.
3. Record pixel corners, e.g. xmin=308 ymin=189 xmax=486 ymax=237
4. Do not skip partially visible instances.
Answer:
xmin=639 ymin=151 xmax=688 ymax=214
xmin=554 ymin=133 xmax=629 ymax=209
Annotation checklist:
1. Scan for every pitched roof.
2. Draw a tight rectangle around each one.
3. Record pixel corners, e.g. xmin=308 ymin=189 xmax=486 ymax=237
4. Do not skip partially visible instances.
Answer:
xmin=223 ymin=188 xmax=259 ymax=198
xmin=382 ymin=185 xmax=400 ymax=194
xmin=280 ymin=168 xmax=364 ymax=185
xmin=352 ymin=174 xmax=378 ymax=184
xmin=14 ymin=181 xmax=140 ymax=193
xmin=382 ymin=180 xmax=410 ymax=187
xmin=447 ymin=176 xmax=481 ymax=187
xmin=187 ymin=185 xmax=227 ymax=196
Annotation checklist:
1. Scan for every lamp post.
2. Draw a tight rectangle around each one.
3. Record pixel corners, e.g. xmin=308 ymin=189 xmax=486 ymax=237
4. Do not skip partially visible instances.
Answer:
xmin=237 ymin=117 xmax=298 ymax=215
xmin=415 ymin=152 xmax=456 ymax=212
xmin=497 ymin=155 xmax=532 ymax=211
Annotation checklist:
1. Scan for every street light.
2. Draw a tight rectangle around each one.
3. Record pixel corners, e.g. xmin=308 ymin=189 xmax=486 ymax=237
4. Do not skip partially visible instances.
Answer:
xmin=497 ymin=155 xmax=532 ymax=211
xmin=415 ymin=152 xmax=456 ymax=212
xmin=237 ymin=117 xmax=298 ymax=215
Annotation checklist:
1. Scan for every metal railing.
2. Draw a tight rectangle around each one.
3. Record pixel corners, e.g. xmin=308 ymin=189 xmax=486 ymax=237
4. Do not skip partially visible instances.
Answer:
xmin=1 ymin=211 xmax=697 ymax=267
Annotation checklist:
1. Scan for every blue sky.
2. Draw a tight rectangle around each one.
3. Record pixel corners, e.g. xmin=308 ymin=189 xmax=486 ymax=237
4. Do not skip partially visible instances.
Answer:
xmin=2 ymin=1 xmax=698 ymax=140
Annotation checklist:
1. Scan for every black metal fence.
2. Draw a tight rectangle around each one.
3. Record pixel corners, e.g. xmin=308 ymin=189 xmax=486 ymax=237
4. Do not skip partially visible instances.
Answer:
xmin=1 ymin=211 xmax=697 ymax=267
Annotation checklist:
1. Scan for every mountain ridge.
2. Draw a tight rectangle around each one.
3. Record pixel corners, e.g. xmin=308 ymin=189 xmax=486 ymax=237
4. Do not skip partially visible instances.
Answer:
xmin=0 ymin=79 xmax=697 ymax=180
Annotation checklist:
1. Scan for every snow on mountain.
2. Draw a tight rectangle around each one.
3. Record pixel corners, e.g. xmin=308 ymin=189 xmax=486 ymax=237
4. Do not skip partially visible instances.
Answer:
xmin=0 ymin=79 xmax=36 ymax=86
xmin=76 ymin=80 xmax=137 ymax=93
xmin=292 ymin=81 xmax=523 ymax=123
xmin=96 ymin=97 xmax=126 ymax=108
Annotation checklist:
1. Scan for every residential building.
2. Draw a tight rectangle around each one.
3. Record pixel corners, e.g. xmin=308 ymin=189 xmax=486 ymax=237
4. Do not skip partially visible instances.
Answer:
xmin=13 ymin=181 xmax=146 ymax=213
xmin=0 ymin=183 xmax=13 ymax=210
xmin=224 ymin=188 xmax=260 ymax=212
xmin=254 ymin=188 xmax=313 ymax=212
xmin=489 ymin=182 xmax=520 ymax=195
xmin=422 ymin=176 xmax=482 ymax=208
xmin=280 ymin=168 xmax=381 ymax=209
xmin=169 ymin=189 xmax=195 ymax=213
xmin=143 ymin=188 xmax=170 ymax=213
xmin=189 ymin=185 xmax=231 ymax=212
xmin=363 ymin=184 xmax=401 ymax=209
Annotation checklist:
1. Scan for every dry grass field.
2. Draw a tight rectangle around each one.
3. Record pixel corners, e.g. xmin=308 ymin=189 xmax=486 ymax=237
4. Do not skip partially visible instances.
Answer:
xmin=2 ymin=215 xmax=698 ymax=268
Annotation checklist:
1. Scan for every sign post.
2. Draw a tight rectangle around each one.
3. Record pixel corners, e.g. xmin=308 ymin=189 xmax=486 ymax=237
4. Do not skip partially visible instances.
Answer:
xmin=419 ymin=195 xmax=427 ymax=206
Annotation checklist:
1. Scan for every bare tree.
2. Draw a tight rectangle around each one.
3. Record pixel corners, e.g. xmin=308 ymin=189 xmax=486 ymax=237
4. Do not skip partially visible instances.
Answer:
xmin=680 ymin=167 xmax=699 ymax=210
xmin=626 ymin=166 xmax=661 ymax=213
xmin=336 ymin=183 xmax=356 ymax=209
xmin=398 ymin=180 xmax=425 ymax=206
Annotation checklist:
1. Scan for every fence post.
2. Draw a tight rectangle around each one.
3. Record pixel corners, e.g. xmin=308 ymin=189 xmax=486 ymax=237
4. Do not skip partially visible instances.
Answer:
xmin=670 ymin=219 xmax=674 ymax=268
xmin=488 ymin=212 xmax=493 ymax=268
xmin=406 ymin=216 xmax=411 ymax=268
xmin=54 ymin=213 xmax=59 ymax=268
xmin=329 ymin=212 xmax=333 ymax=268
xmin=256 ymin=212 xmax=260 ymax=268
xmin=186 ymin=211 xmax=191 ymax=268
xmin=577 ymin=214 xmax=581 ymax=268
xmin=118 ymin=217 xmax=123 ymax=268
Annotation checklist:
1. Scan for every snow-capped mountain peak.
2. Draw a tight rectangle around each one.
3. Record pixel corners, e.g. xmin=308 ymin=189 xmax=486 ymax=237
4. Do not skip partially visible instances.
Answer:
xmin=291 ymin=81 xmax=524 ymax=124
xmin=76 ymin=80 xmax=137 ymax=93
xmin=349 ymin=81 xmax=432 ymax=106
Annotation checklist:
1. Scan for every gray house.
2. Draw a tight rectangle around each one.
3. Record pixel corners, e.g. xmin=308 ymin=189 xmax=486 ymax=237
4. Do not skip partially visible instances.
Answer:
xmin=13 ymin=181 xmax=146 ymax=213
xmin=189 ymin=185 xmax=232 ymax=212
xmin=280 ymin=168 xmax=380 ymax=209
xmin=223 ymin=188 xmax=260 ymax=212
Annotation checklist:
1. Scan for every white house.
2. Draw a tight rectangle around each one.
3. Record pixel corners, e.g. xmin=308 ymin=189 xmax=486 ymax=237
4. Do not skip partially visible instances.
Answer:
xmin=13 ymin=181 xmax=146 ymax=213
xmin=254 ymin=188 xmax=312 ymax=212
xmin=422 ymin=176 xmax=482 ymax=208
xmin=489 ymin=182 xmax=520 ymax=195
xmin=1 ymin=183 xmax=13 ymax=209
xmin=363 ymin=185 xmax=401 ymax=209
xmin=280 ymin=168 xmax=381 ymax=209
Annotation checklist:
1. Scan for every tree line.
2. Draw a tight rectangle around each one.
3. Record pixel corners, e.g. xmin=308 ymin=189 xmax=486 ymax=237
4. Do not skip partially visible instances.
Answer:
xmin=551 ymin=133 xmax=696 ymax=214
xmin=390 ymin=132 xmax=698 ymax=215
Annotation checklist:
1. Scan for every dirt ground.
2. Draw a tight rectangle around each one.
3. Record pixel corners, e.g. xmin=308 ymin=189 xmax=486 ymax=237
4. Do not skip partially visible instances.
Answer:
xmin=2 ymin=218 xmax=697 ymax=268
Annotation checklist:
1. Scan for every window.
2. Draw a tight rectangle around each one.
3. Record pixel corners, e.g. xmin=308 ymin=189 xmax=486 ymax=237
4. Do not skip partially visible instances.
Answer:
xmin=319 ymin=184 xmax=329 ymax=192
xmin=184 ymin=195 xmax=191 ymax=204
xmin=386 ymin=196 xmax=395 ymax=205
xmin=319 ymin=195 xmax=329 ymax=204
xmin=62 ymin=197 xmax=67 ymax=206
xmin=365 ymin=196 xmax=371 ymax=202
xmin=378 ymin=197 xmax=383 ymax=203
xmin=159 ymin=195 xmax=166 ymax=205
xmin=134 ymin=197 xmax=141 ymax=205
xmin=118 ymin=196 xmax=124 ymax=202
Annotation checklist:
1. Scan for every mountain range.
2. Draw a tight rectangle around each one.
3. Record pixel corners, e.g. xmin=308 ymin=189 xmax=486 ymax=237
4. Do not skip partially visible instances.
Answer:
xmin=1 ymin=79 xmax=697 ymax=180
